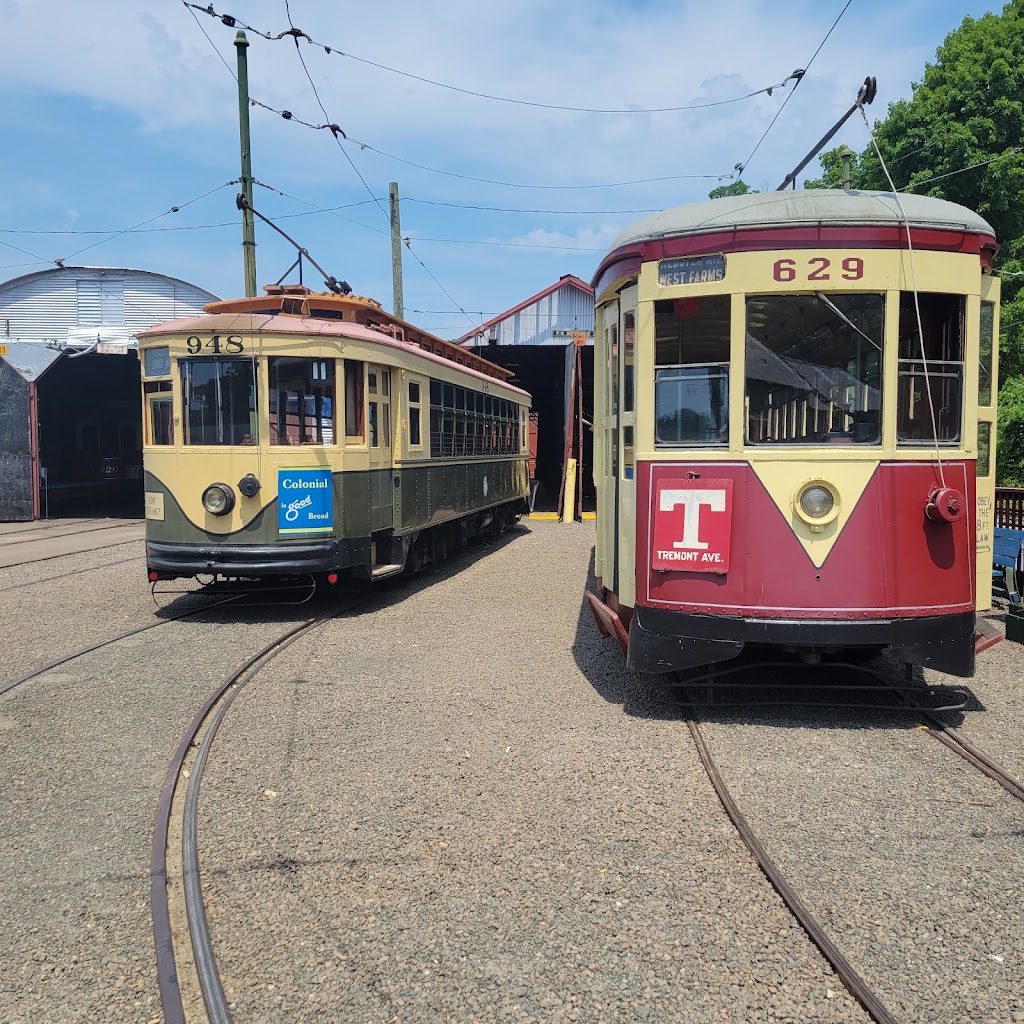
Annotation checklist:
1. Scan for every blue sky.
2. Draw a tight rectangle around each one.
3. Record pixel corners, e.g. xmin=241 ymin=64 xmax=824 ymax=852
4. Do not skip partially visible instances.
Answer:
xmin=0 ymin=0 xmax=1001 ymax=338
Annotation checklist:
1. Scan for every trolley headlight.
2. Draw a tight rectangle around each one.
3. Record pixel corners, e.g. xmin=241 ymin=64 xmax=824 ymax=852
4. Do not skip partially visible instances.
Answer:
xmin=793 ymin=481 xmax=840 ymax=530
xmin=202 ymin=482 xmax=235 ymax=516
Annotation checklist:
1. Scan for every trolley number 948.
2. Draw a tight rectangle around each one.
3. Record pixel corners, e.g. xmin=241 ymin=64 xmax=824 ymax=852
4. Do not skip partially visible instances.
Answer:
xmin=185 ymin=335 xmax=245 ymax=354
xmin=772 ymin=257 xmax=864 ymax=282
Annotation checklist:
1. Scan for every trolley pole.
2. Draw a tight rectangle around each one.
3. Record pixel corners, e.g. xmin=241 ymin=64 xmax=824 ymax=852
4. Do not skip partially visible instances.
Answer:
xmin=840 ymin=145 xmax=852 ymax=189
xmin=235 ymin=31 xmax=257 ymax=298
xmin=389 ymin=182 xmax=404 ymax=320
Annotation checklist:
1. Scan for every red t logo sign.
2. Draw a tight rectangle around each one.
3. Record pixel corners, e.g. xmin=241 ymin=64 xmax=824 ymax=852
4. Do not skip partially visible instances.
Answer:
xmin=659 ymin=488 xmax=726 ymax=550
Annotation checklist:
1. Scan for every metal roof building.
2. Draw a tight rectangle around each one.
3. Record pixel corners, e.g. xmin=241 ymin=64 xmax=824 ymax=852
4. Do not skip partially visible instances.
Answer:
xmin=0 ymin=266 xmax=218 ymax=521
xmin=454 ymin=276 xmax=597 ymax=517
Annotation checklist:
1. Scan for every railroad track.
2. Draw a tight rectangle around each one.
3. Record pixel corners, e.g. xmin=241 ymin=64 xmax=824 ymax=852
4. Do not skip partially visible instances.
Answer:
xmin=670 ymin=666 xmax=1024 ymax=1024
xmin=150 ymin=602 xmax=356 ymax=1024
xmin=0 ymin=555 xmax=141 ymax=594
xmin=0 ymin=594 xmax=242 ymax=699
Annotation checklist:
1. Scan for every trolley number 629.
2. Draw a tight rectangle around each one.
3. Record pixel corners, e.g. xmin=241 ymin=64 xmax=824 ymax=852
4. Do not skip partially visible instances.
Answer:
xmin=772 ymin=257 xmax=864 ymax=282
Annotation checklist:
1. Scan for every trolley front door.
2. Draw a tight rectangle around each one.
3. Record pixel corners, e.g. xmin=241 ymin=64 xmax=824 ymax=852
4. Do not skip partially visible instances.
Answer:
xmin=596 ymin=299 xmax=620 ymax=593
xmin=367 ymin=364 xmax=393 ymax=531
xmin=616 ymin=286 xmax=638 ymax=608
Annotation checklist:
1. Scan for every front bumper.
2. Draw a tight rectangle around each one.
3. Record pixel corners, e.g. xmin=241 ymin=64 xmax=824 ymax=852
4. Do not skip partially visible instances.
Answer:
xmin=628 ymin=604 xmax=977 ymax=677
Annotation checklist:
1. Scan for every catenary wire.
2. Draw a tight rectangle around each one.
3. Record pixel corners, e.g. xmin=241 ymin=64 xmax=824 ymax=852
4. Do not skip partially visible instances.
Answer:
xmin=281 ymin=1 xmax=479 ymax=328
xmin=183 ymin=1 xmax=803 ymax=116
xmin=737 ymin=0 xmax=854 ymax=182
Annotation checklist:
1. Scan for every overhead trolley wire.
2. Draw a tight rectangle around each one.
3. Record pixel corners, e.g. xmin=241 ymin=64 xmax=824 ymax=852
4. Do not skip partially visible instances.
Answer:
xmin=736 ymin=0 xmax=854 ymax=182
xmin=183 ymin=1 xmax=805 ymax=116
xmin=280 ymin=0 xmax=480 ymax=329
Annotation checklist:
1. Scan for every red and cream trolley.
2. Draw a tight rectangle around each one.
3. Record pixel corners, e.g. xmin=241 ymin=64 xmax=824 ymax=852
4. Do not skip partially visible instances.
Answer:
xmin=588 ymin=190 xmax=1000 ymax=677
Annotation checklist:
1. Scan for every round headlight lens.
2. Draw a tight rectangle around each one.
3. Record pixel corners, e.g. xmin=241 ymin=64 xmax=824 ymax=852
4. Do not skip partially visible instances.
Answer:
xmin=799 ymin=484 xmax=835 ymax=519
xmin=202 ymin=483 xmax=235 ymax=516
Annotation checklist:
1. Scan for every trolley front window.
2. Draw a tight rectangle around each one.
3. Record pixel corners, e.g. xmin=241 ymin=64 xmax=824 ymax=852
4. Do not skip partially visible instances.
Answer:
xmin=745 ymin=293 xmax=883 ymax=445
xmin=896 ymin=292 xmax=964 ymax=445
xmin=181 ymin=358 xmax=257 ymax=446
xmin=268 ymin=357 xmax=335 ymax=445
xmin=654 ymin=295 xmax=730 ymax=446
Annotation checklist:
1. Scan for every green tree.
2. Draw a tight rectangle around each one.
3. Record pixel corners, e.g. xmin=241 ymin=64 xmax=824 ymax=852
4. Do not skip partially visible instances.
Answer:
xmin=807 ymin=1 xmax=1024 ymax=483
xmin=707 ymin=180 xmax=755 ymax=199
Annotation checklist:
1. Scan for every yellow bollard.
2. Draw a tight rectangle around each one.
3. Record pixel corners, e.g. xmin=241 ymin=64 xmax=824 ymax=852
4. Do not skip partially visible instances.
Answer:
xmin=562 ymin=458 xmax=577 ymax=522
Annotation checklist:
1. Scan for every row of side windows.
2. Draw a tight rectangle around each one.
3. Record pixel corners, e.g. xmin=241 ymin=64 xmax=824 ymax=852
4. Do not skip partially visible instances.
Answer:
xmin=145 ymin=354 xmax=523 ymax=457
xmin=428 ymin=381 xmax=522 ymax=458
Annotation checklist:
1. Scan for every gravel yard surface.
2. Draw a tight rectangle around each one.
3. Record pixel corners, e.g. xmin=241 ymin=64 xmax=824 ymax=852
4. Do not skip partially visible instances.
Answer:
xmin=0 ymin=541 xmax=164 ymax=682
xmin=695 ymin=701 xmax=1024 ymax=1024
xmin=199 ymin=522 xmax=871 ymax=1024
xmin=0 ymin=561 xmax=325 ymax=1024
xmin=927 ymin=601 xmax=1024 ymax=783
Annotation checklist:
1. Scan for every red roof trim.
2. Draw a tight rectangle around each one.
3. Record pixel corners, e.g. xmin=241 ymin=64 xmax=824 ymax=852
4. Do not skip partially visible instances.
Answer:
xmin=454 ymin=274 xmax=594 ymax=345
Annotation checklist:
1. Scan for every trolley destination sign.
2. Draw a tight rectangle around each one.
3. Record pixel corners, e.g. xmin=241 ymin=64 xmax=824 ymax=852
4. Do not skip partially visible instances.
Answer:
xmin=658 ymin=254 xmax=727 ymax=286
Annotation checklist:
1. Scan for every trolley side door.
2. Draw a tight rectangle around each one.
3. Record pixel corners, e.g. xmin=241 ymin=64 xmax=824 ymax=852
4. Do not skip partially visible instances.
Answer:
xmin=976 ymin=276 xmax=1000 ymax=610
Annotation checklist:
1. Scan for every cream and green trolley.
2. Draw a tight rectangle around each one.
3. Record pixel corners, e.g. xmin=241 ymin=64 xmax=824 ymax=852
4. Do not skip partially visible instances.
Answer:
xmin=587 ymin=190 xmax=1000 ymax=678
xmin=137 ymin=287 xmax=530 ymax=586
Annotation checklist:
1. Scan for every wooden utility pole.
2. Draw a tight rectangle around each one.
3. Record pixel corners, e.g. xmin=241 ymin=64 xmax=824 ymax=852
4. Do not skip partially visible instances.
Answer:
xmin=389 ymin=182 xmax=404 ymax=319
xmin=235 ymin=31 xmax=257 ymax=297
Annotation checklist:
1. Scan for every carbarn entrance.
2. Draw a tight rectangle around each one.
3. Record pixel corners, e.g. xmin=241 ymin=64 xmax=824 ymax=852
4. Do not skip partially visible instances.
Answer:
xmin=475 ymin=343 xmax=594 ymax=515
xmin=35 ymin=351 xmax=143 ymax=518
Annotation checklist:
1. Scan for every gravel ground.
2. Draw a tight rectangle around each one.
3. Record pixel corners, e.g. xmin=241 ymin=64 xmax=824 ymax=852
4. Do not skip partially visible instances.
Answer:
xmin=694 ymin=701 xmax=1024 ymax=1024
xmin=0 ymin=542 xmax=216 ymax=683
xmin=0 ymin=555 xmax=328 ymax=1024
xmin=198 ymin=522 xmax=872 ymax=1024
xmin=925 ymin=599 xmax=1024 ymax=783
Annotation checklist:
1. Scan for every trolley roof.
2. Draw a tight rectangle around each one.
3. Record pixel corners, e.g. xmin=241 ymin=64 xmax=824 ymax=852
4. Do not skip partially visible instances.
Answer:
xmin=137 ymin=311 xmax=531 ymax=398
xmin=606 ymin=190 xmax=996 ymax=251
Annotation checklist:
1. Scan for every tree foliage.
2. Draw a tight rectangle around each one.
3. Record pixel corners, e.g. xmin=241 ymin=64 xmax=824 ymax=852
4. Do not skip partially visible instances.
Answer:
xmin=806 ymin=1 xmax=1024 ymax=483
xmin=707 ymin=180 xmax=755 ymax=200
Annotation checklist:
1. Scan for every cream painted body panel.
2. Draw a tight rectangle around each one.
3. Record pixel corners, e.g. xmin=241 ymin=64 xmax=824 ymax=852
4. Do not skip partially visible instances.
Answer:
xmin=140 ymin=328 xmax=528 ymax=536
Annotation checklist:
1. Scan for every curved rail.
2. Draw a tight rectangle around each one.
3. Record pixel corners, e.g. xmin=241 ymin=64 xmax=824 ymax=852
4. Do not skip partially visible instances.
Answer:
xmin=0 ymin=595 xmax=238 ymax=699
xmin=916 ymin=712 xmax=1024 ymax=803
xmin=151 ymin=606 xmax=353 ymax=1024
xmin=677 ymin=686 xmax=899 ymax=1024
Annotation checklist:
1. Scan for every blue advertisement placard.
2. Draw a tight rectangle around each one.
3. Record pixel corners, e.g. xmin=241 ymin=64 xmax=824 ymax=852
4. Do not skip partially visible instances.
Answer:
xmin=278 ymin=467 xmax=334 ymax=534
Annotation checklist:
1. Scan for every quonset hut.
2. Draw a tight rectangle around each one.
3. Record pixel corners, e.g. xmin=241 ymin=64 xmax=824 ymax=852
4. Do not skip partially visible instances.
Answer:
xmin=0 ymin=266 xmax=217 ymax=521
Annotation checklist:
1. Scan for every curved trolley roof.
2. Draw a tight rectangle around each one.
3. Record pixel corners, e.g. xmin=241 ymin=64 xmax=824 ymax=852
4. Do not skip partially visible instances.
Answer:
xmin=594 ymin=189 xmax=997 ymax=294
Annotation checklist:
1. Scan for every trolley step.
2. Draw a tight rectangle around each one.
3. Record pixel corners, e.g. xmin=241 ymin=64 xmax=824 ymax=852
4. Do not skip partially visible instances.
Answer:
xmin=371 ymin=563 xmax=404 ymax=580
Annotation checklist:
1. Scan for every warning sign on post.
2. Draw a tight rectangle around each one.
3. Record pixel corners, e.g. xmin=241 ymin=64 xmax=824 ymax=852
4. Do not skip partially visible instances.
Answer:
xmin=652 ymin=478 xmax=733 ymax=573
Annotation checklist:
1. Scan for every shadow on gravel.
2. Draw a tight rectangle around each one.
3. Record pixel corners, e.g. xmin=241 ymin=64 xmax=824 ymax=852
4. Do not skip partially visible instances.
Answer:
xmin=151 ymin=522 xmax=532 ymax=628
xmin=571 ymin=546 xmax=982 ymax=732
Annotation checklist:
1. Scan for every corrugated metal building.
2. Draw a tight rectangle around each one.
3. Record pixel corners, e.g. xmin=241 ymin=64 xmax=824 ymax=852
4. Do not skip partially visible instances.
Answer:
xmin=456 ymin=275 xmax=595 ymax=515
xmin=0 ymin=266 xmax=218 ymax=521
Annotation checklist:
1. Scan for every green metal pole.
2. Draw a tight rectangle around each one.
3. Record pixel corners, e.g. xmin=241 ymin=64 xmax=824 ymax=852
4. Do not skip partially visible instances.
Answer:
xmin=840 ymin=144 xmax=852 ymax=190
xmin=389 ymin=182 xmax=404 ymax=319
xmin=235 ymin=31 xmax=257 ymax=298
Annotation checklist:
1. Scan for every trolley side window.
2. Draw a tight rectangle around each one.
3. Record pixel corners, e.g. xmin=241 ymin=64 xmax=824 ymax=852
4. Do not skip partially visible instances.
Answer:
xmin=896 ymin=292 xmax=964 ymax=445
xmin=344 ymin=360 xmax=364 ymax=443
xmin=144 ymin=381 xmax=173 ymax=445
xmin=408 ymin=380 xmax=423 ymax=448
xmin=654 ymin=295 xmax=730 ymax=446
xmin=181 ymin=358 xmax=257 ymax=446
xmin=745 ymin=293 xmax=883 ymax=445
xmin=979 ymin=301 xmax=995 ymax=407
xmin=268 ymin=357 xmax=335 ymax=445
xmin=368 ymin=367 xmax=391 ymax=448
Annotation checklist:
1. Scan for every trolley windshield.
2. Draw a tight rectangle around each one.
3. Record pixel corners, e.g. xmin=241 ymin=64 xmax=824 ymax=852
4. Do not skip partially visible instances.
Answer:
xmin=745 ymin=293 xmax=883 ymax=445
